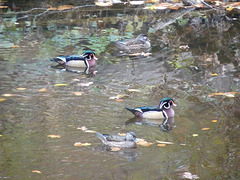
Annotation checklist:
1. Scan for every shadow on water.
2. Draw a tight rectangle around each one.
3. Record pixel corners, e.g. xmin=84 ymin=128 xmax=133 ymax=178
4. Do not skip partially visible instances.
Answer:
xmin=0 ymin=0 xmax=240 ymax=179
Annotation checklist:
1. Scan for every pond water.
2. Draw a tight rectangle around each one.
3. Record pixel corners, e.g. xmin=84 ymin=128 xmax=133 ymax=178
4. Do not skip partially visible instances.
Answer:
xmin=0 ymin=1 xmax=240 ymax=179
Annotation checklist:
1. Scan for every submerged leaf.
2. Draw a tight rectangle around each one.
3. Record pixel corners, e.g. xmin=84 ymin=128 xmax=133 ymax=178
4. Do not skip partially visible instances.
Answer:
xmin=54 ymin=84 xmax=68 ymax=86
xmin=32 ymin=170 xmax=42 ymax=174
xmin=72 ymin=92 xmax=84 ymax=96
xmin=192 ymin=134 xmax=198 ymax=137
xmin=16 ymin=88 xmax=26 ymax=91
xmin=0 ymin=98 xmax=6 ymax=102
xmin=47 ymin=135 xmax=61 ymax=138
xmin=212 ymin=120 xmax=218 ymax=123
xmin=157 ymin=144 xmax=166 ymax=147
xmin=78 ymin=126 xmax=96 ymax=133
xmin=111 ymin=147 xmax=121 ymax=151
xmin=201 ymin=128 xmax=210 ymax=131
xmin=38 ymin=88 xmax=47 ymax=92
xmin=74 ymin=142 xmax=91 ymax=147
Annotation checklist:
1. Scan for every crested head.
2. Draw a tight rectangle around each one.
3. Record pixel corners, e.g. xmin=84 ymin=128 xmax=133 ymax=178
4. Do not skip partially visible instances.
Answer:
xmin=136 ymin=34 xmax=149 ymax=42
xmin=82 ymin=50 xmax=96 ymax=60
xmin=159 ymin=98 xmax=176 ymax=109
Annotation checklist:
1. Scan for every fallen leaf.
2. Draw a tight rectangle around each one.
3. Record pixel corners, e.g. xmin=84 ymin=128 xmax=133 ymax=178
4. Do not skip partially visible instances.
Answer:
xmin=16 ymin=88 xmax=26 ymax=91
xmin=38 ymin=88 xmax=47 ymax=92
xmin=72 ymin=92 xmax=84 ymax=96
xmin=48 ymin=7 xmax=58 ymax=10
xmin=156 ymin=140 xmax=174 ymax=145
xmin=0 ymin=135 xmax=2 ymax=137
xmin=208 ymin=92 xmax=238 ymax=97
xmin=57 ymin=5 xmax=74 ymax=11
xmin=74 ymin=142 xmax=91 ymax=147
xmin=0 ymin=6 xmax=8 ymax=9
xmin=129 ymin=1 xmax=145 ymax=5
xmin=192 ymin=134 xmax=198 ymax=137
xmin=111 ymin=147 xmax=121 ymax=151
xmin=84 ymin=130 xmax=97 ymax=133
xmin=115 ymin=99 xmax=123 ymax=102
xmin=211 ymin=73 xmax=218 ymax=76
xmin=54 ymin=83 xmax=68 ymax=86
xmin=157 ymin=144 xmax=166 ymax=147
xmin=32 ymin=170 xmax=42 ymax=174
xmin=212 ymin=120 xmax=218 ymax=123
xmin=118 ymin=133 xmax=126 ymax=136
xmin=225 ymin=93 xmax=235 ymax=98
xmin=47 ymin=135 xmax=61 ymax=138
xmin=0 ymin=98 xmax=6 ymax=102
xmin=11 ymin=45 xmax=19 ymax=48
xmin=2 ymin=94 xmax=15 ymax=97
xmin=201 ymin=128 xmax=210 ymax=131
xmin=95 ymin=1 xmax=113 ymax=7
xmin=137 ymin=138 xmax=153 ymax=146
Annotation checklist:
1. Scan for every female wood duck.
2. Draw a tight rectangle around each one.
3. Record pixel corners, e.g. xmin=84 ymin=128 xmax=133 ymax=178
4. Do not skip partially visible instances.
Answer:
xmin=95 ymin=132 xmax=137 ymax=148
xmin=126 ymin=98 xmax=177 ymax=120
xmin=113 ymin=34 xmax=151 ymax=50
xmin=50 ymin=50 xmax=97 ymax=68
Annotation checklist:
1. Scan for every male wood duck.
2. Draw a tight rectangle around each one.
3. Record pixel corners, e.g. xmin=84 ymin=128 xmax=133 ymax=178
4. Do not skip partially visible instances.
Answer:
xmin=50 ymin=50 xmax=97 ymax=68
xmin=113 ymin=34 xmax=151 ymax=50
xmin=126 ymin=98 xmax=177 ymax=120
xmin=95 ymin=132 xmax=137 ymax=148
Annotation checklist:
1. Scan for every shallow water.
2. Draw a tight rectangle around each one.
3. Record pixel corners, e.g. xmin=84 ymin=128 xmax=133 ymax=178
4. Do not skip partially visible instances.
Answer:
xmin=0 ymin=1 xmax=240 ymax=179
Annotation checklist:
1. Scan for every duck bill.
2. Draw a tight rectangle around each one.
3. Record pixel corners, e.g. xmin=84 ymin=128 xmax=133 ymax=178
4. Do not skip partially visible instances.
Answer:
xmin=94 ymin=55 xmax=98 ymax=60
xmin=173 ymin=102 xmax=177 ymax=107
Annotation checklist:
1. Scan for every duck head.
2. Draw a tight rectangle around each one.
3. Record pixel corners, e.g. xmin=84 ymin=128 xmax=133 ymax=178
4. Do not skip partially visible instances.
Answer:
xmin=125 ymin=132 xmax=137 ymax=141
xmin=136 ymin=34 xmax=150 ymax=43
xmin=82 ymin=50 xmax=98 ymax=60
xmin=159 ymin=98 xmax=177 ymax=110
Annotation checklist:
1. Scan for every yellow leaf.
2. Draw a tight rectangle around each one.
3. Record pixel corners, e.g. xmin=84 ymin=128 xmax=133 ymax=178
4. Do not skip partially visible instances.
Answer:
xmin=137 ymin=139 xmax=153 ymax=146
xmin=211 ymin=73 xmax=218 ymax=76
xmin=47 ymin=135 xmax=61 ymax=138
xmin=2 ymin=94 xmax=15 ymax=97
xmin=74 ymin=142 xmax=91 ymax=146
xmin=0 ymin=135 xmax=2 ymax=137
xmin=0 ymin=6 xmax=8 ymax=9
xmin=57 ymin=5 xmax=74 ymax=11
xmin=32 ymin=170 xmax=42 ymax=174
xmin=226 ymin=7 xmax=234 ymax=11
xmin=17 ymin=88 xmax=27 ymax=91
xmin=115 ymin=99 xmax=123 ymax=102
xmin=12 ymin=45 xmax=19 ymax=48
xmin=111 ymin=147 xmax=121 ymax=151
xmin=192 ymin=134 xmax=198 ymax=137
xmin=54 ymin=84 xmax=68 ymax=86
xmin=72 ymin=92 xmax=84 ymax=96
xmin=0 ymin=98 xmax=6 ymax=102
xmin=225 ymin=93 xmax=235 ymax=98
xmin=38 ymin=88 xmax=47 ymax=92
xmin=201 ymin=128 xmax=210 ymax=131
xmin=157 ymin=144 xmax=166 ymax=147
xmin=212 ymin=120 xmax=218 ymax=123
xmin=118 ymin=133 xmax=126 ymax=136
xmin=156 ymin=140 xmax=174 ymax=145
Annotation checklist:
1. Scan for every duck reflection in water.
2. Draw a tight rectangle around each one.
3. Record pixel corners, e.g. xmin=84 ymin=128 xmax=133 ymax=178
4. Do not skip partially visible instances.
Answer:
xmin=51 ymin=64 xmax=96 ymax=76
xmin=125 ymin=117 xmax=176 ymax=132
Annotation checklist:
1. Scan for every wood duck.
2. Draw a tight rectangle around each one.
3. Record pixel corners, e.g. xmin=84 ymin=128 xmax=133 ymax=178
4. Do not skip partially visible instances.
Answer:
xmin=95 ymin=132 xmax=137 ymax=148
xmin=113 ymin=34 xmax=151 ymax=50
xmin=50 ymin=50 xmax=97 ymax=68
xmin=126 ymin=98 xmax=177 ymax=120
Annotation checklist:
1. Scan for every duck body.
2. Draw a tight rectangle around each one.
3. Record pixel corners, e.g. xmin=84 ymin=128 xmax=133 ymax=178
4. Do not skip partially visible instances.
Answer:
xmin=126 ymin=98 xmax=176 ymax=120
xmin=96 ymin=132 xmax=137 ymax=148
xmin=50 ymin=50 xmax=97 ymax=68
xmin=113 ymin=34 xmax=151 ymax=50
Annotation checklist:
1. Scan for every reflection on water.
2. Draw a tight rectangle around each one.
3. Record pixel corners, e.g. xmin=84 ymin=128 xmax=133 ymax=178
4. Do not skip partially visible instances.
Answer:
xmin=0 ymin=1 xmax=240 ymax=179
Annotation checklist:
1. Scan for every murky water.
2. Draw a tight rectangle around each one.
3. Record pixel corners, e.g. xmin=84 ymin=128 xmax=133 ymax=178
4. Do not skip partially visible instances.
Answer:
xmin=0 ymin=1 xmax=240 ymax=179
